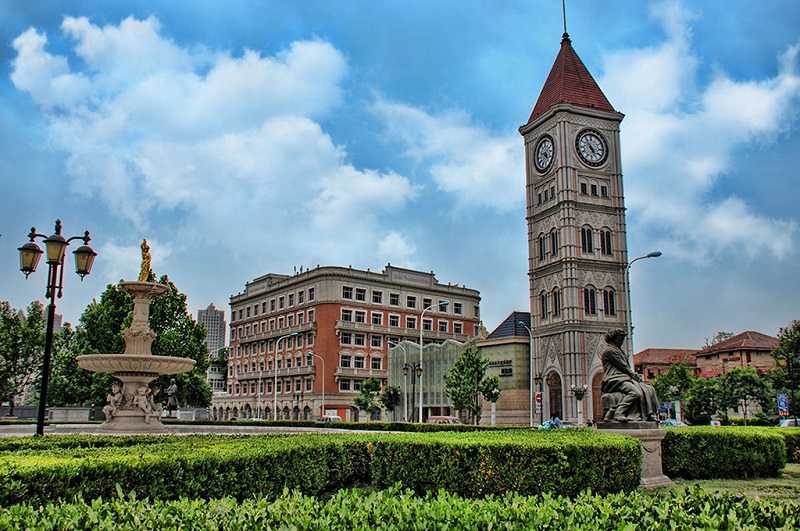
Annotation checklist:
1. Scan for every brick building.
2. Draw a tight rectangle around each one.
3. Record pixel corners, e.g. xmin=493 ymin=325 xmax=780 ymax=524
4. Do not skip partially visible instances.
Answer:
xmin=211 ymin=264 xmax=481 ymax=421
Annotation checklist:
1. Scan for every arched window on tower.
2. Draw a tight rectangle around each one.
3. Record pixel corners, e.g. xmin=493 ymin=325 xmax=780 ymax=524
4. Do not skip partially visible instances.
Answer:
xmin=540 ymin=291 xmax=550 ymax=320
xmin=550 ymin=229 xmax=559 ymax=257
xmin=539 ymin=234 xmax=547 ymax=261
xmin=581 ymin=227 xmax=594 ymax=254
xmin=583 ymin=287 xmax=597 ymax=315
xmin=603 ymin=288 xmax=616 ymax=316
xmin=552 ymin=288 xmax=561 ymax=317
xmin=600 ymin=229 xmax=613 ymax=255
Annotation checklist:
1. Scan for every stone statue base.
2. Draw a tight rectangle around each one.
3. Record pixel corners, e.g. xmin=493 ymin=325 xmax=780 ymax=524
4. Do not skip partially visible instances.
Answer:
xmin=100 ymin=409 xmax=165 ymax=433
xmin=597 ymin=426 xmax=674 ymax=488
xmin=597 ymin=421 xmax=658 ymax=430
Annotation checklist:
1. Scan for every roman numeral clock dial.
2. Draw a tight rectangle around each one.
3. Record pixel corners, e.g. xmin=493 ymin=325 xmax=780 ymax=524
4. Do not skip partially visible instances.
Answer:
xmin=576 ymin=129 xmax=608 ymax=167
xmin=534 ymin=135 xmax=554 ymax=173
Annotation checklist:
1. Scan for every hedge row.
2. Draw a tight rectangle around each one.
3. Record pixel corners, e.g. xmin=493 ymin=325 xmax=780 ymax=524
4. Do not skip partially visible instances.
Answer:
xmin=781 ymin=427 xmax=800 ymax=463
xmin=0 ymin=430 xmax=639 ymax=505
xmin=662 ymin=427 xmax=786 ymax=479
xmin=1 ymin=484 xmax=798 ymax=530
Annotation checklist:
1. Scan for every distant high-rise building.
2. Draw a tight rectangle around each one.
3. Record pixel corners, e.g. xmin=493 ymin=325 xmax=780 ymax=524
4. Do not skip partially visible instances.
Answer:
xmin=198 ymin=303 xmax=227 ymax=359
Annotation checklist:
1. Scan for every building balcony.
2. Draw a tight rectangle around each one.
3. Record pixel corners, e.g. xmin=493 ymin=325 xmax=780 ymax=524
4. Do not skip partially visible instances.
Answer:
xmin=237 ymin=321 xmax=317 ymax=345
xmin=335 ymin=320 xmax=469 ymax=343
xmin=235 ymin=364 xmax=317 ymax=381
xmin=334 ymin=367 xmax=388 ymax=379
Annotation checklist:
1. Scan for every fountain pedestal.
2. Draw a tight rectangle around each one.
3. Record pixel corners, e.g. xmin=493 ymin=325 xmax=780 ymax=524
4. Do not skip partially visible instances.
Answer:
xmin=77 ymin=281 xmax=195 ymax=433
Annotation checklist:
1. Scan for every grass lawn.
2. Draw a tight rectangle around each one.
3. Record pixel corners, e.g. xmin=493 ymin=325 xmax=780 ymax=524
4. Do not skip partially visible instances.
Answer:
xmin=661 ymin=462 xmax=800 ymax=503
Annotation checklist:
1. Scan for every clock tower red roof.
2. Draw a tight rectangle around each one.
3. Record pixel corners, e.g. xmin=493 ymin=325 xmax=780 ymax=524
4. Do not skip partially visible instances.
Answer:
xmin=528 ymin=33 xmax=615 ymax=123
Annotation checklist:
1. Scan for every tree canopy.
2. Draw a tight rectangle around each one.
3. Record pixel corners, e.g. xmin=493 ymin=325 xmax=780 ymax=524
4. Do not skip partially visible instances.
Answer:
xmin=353 ymin=377 xmax=382 ymax=419
xmin=0 ymin=301 xmax=45 ymax=415
xmin=444 ymin=347 xmax=499 ymax=425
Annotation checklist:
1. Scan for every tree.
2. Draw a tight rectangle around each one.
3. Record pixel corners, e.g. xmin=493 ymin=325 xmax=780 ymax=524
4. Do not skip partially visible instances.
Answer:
xmin=772 ymin=320 xmax=800 ymax=420
xmin=353 ymin=377 xmax=382 ymax=420
xmin=683 ymin=377 xmax=719 ymax=425
xmin=651 ymin=364 xmax=696 ymax=403
xmin=0 ymin=301 xmax=45 ymax=416
xmin=717 ymin=367 xmax=771 ymax=424
xmin=49 ymin=276 xmax=212 ymax=408
xmin=379 ymin=385 xmax=401 ymax=421
xmin=703 ymin=331 xmax=734 ymax=348
xmin=444 ymin=347 xmax=497 ymax=425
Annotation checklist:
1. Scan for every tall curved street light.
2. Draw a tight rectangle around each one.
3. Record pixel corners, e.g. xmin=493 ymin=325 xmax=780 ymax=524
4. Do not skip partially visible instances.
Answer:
xmin=273 ymin=332 xmax=299 ymax=420
xmin=18 ymin=220 xmax=97 ymax=436
xmin=518 ymin=320 xmax=536 ymax=427
xmin=625 ymin=251 xmax=662 ymax=367
xmin=387 ymin=340 xmax=408 ymax=421
xmin=419 ymin=301 xmax=448 ymax=422
xmin=311 ymin=353 xmax=326 ymax=420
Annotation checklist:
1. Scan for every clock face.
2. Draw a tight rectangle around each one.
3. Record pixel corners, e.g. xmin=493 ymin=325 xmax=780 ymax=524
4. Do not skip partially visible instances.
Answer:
xmin=576 ymin=129 xmax=608 ymax=167
xmin=534 ymin=135 xmax=554 ymax=172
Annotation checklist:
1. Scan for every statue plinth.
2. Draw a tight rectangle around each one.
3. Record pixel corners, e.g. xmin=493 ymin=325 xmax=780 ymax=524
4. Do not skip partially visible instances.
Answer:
xmin=77 ymin=280 xmax=195 ymax=433
xmin=597 ymin=426 xmax=674 ymax=488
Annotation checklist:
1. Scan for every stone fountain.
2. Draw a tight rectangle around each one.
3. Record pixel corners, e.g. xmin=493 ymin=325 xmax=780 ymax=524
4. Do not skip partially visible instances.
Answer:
xmin=77 ymin=240 xmax=195 ymax=432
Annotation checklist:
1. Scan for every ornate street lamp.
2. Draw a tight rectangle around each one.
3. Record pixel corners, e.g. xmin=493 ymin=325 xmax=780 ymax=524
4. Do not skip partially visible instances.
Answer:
xmin=273 ymin=332 xmax=298 ymax=420
xmin=18 ymin=220 xmax=97 ymax=436
xmin=624 ymin=251 xmax=662 ymax=367
xmin=571 ymin=384 xmax=588 ymax=426
xmin=387 ymin=340 xmax=408 ymax=421
xmin=419 ymin=301 xmax=448 ymax=422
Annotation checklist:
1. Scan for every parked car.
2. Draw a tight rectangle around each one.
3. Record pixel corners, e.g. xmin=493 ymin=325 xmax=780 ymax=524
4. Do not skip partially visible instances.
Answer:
xmin=318 ymin=415 xmax=342 ymax=423
xmin=427 ymin=415 xmax=462 ymax=424
xmin=660 ymin=419 xmax=688 ymax=427
xmin=779 ymin=418 xmax=799 ymax=427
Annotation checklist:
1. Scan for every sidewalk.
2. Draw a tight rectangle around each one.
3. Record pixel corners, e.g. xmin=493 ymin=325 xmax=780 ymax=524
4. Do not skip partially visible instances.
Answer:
xmin=0 ymin=423 xmax=325 ymax=437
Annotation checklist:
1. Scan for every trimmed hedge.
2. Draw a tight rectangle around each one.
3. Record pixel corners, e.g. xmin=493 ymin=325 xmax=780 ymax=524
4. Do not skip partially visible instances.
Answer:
xmin=1 ymin=484 xmax=798 ymax=530
xmin=0 ymin=430 xmax=639 ymax=505
xmin=662 ymin=427 xmax=786 ymax=479
xmin=782 ymin=427 xmax=800 ymax=463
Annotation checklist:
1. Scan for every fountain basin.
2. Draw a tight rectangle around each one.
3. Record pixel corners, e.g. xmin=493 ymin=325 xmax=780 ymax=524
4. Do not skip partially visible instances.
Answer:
xmin=77 ymin=354 xmax=195 ymax=375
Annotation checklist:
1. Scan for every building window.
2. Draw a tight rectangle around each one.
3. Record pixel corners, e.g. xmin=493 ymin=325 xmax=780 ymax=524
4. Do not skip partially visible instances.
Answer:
xmin=604 ymin=289 xmax=616 ymax=316
xmin=288 ymin=294 xmax=294 ymax=306
xmin=354 ymin=356 xmax=365 ymax=369
xmin=296 ymin=335 xmax=303 ymax=348
xmin=371 ymin=335 xmax=382 ymax=348
xmin=341 ymin=309 xmax=353 ymax=321
xmin=438 ymin=320 xmax=448 ymax=333
xmin=453 ymin=323 xmax=463 ymax=334
xmin=355 ymin=310 xmax=366 ymax=323
xmin=276 ymin=381 xmax=282 ymax=393
xmin=308 ymin=288 xmax=315 ymax=301
xmin=390 ymin=293 xmax=400 ymax=306
xmin=539 ymin=234 xmax=547 ymax=261
xmin=307 ymin=309 xmax=315 ymax=323
xmin=406 ymin=316 xmax=417 ymax=329
xmin=372 ymin=291 xmax=383 ymax=304
xmin=262 ymin=302 xmax=267 ymax=313
xmin=269 ymin=319 xmax=275 ymax=331
xmin=342 ymin=286 xmax=353 ymax=299
xmin=246 ymin=307 xmax=251 ymax=318
xmin=297 ymin=290 xmax=304 ymax=304
xmin=423 ymin=318 xmax=433 ymax=331
xmin=453 ymin=303 xmax=462 ymax=315
xmin=371 ymin=312 xmax=383 ymax=325
xmin=278 ymin=317 xmax=284 ymax=329
xmin=550 ymin=230 xmax=559 ymax=257
xmin=551 ymin=185 xmax=556 ymax=199
xmin=287 ymin=315 xmax=294 ymax=327
xmin=340 ymin=355 xmax=352 ymax=368
xmin=285 ymin=356 xmax=292 ymax=368
xmin=306 ymin=379 xmax=312 ymax=392
xmin=581 ymin=227 xmax=594 ymax=253
xmin=580 ymin=182 xmax=588 ymax=195
xmin=584 ymin=288 xmax=597 ymax=315
xmin=601 ymin=185 xmax=609 ymax=198
xmin=537 ymin=192 xmax=543 ymax=205
xmin=340 ymin=332 xmax=352 ymax=345
xmin=543 ymin=189 xmax=549 ymax=201
xmin=540 ymin=292 xmax=549 ymax=319
xmin=297 ymin=312 xmax=304 ymax=325
xmin=553 ymin=289 xmax=562 ymax=317
xmin=591 ymin=184 xmax=598 ymax=196
xmin=307 ymin=333 xmax=314 ymax=346
xmin=354 ymin=334 xmax=366 ymax=347
xmin=407 ymin=296 xmax=417 ymax=309
xmin=371 ymin=357 xmax=382 ymax=370
xmin=600 ymin=230 xmax=612 ymax=255
xmin=389 ymin=315 xmax=400 ymax=327
xmin=268 ymin=340 xmax=275 ymax=353
xmin=279 ymin=296 xmax=285 ymax=309
xmin=270 ymin=299 xmax=275 ymax=312
xmin=355 ymin=288 xmax=366 ymax=302
xmin=339 ymin=379 xmax=351 ymax=392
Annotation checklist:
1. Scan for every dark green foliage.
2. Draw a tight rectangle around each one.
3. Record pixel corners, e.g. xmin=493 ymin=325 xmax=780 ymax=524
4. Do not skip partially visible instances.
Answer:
xmin=783 ymin=427 xmax=800 ymax=463
xmin=0 ymin=301 xmax=45 ymax=413
xmin=444 ymin=347 xmax=499 ymax=424
xmin=1 ymin=484 xmax=798 ymax=530
xmin=662 ymin=427 xmax=786 ymax=479
xmin=352 ymin=377 xmax=382 ymax=417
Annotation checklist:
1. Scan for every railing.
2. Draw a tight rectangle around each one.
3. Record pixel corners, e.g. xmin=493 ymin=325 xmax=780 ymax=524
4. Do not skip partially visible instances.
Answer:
xmin=334 ymin=367 xmax=388 ymax=379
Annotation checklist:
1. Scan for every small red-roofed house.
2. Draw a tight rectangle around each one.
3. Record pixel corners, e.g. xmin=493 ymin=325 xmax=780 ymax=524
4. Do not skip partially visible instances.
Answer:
xmin=693 ymin=331 xmax=778 ymax=378
xmin=633 ymin=348 xmax=697 ymax=384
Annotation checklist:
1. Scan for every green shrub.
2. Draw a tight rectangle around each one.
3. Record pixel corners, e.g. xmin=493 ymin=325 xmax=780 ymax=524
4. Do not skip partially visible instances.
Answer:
xmin=781 ymin=427 xmax=800 ymax=463
xmin=0 ymin=484 xmax=798 ymax=530
xmin=662 ymin=427 xmax=786 ymax=479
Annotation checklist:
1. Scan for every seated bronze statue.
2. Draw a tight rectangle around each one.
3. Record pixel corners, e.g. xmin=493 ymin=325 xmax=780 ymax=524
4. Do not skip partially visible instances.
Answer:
xmin=601 ymin=328 xmax=659 ymax=422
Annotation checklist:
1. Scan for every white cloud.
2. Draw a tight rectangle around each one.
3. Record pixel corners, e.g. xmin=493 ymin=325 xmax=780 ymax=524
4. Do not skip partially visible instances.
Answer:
xmin=371 ymin=98 xmax=523 ymax=211
xmin=599 ymin=2 xmax=800 ymax=262
xmin=11 ymin=16 xmax=417 ymax=272
xmin=376 ymin=231 xmax=418 ymax=268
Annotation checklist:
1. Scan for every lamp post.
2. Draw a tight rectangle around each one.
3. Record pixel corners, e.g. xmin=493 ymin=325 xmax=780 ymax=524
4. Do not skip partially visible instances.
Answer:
xmin=519 ymin=320 xmax=537 ymax=427
xmin=18 ymin=220 xmax=97 ymax=436
xmin=273 ymin=332 xmax=298 ymax=421
xmin=624 ymin=251 xmax=662 ymax=367
xmin=312 ymin=353 xmax=325 ymax=420
xmin=533 ymin=374 xmax=544 ymax=425
xmin=257 ymin=368 xmax=263 ymax=419
xmin=570 ymin=384 xmax=588 ymax=426
xmin=419 ymin=301 xmax=448 ymax=423
xmin=403 ymin=362 xmax=422 ymax=422
xmin=387 ymin=340 xmax=408 ymax=421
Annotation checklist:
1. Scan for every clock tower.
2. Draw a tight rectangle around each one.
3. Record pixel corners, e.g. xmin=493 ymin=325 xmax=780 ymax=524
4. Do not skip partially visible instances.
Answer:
xmin=519 ymin=33 xmax=629 ymax=424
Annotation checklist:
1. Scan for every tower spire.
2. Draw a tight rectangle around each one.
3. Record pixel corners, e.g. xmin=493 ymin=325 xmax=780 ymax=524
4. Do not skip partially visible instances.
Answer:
xmin=562 ymin=0 xmax=568 ymax=40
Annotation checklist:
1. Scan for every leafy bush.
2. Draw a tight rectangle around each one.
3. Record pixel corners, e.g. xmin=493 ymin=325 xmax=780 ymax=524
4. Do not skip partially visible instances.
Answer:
xmin=0 ymin=484 xmax=798 ymax=530
xmin=782 ymin=427 xmax=800 ymax=463
xmin=662 ymin=427 xmax=786 ymax=479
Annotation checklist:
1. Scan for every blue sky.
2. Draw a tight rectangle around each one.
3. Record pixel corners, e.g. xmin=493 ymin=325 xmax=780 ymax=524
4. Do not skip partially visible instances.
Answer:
xmin=1 ymin=0 xmax=798 ymax=352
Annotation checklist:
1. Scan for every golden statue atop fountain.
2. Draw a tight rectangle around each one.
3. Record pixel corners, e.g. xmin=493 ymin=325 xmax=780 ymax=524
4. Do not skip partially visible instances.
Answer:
xmin=138 ymin=239 xmax=152 ymax=281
